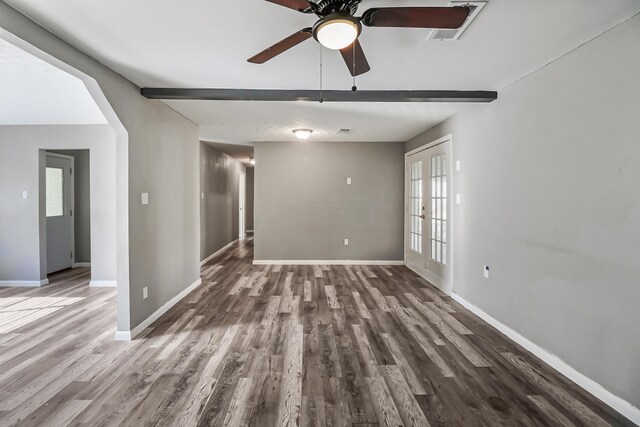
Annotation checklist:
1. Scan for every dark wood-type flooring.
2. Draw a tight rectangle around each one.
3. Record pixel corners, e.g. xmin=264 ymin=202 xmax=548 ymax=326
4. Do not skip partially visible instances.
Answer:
xmin=0 ymin=238 xmax=632 ymax=426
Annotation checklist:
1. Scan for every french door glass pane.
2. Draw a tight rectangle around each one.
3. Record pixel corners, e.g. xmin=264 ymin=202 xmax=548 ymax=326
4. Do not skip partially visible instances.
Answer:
xmin=410 ymin=160 xmax=423 ymax=253
xmin=46 ymin=167 xmax=64 ymax=217
xmin=430 ymin=154 xmax=447 ymax=265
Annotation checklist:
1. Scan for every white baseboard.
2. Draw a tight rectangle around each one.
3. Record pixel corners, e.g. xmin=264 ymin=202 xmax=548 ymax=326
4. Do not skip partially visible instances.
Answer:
xmin=0 ymin=279 xmax=49 ymax=287
xmin=114 ymin=277 xmax=203 ymax=341
xmin=90 ymin=280 xmax=117 ymax=288
xmin=253 ymin=260 xmax=404 ymax=266
xmin=72 ymin=262 xmax=91 ymax=268
xmin=200 ymin=240 xmax=237 ymax=266
xmin=113 ymin=330 xmax=131 ymax=341
xmin=450 ymin=292 xmax=640 ymax=425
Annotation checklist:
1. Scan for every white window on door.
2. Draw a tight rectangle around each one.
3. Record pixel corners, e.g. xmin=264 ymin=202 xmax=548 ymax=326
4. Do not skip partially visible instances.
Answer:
xmin=409 ymin=160 xmax=423 ymax=253
xmin=430 ymin=154 xmax=447 ymax=265
xmin=46 ymin=167 xmax=64 ymax=217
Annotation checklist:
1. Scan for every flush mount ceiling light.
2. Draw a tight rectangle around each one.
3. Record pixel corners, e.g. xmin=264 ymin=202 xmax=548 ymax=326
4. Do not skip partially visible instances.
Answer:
xmin=313 ymin=15 xmax=361 ymax=50
xmin=293 ymin=129 xmax=313 ymax=140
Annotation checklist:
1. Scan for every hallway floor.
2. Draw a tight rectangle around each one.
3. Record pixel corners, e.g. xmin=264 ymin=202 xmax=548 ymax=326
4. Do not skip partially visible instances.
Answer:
xmin=0 ymin=239 xmax=630 ymax=426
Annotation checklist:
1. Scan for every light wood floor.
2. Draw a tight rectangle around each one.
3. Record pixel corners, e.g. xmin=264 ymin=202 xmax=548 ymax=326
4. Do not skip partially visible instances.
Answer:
xmin=0 ymin=238 xmax=631 ymax=426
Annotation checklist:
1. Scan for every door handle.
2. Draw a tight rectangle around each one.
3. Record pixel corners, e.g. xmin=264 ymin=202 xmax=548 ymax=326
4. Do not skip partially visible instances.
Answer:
xmin=419 ymin=214 xmax=426 ymax=219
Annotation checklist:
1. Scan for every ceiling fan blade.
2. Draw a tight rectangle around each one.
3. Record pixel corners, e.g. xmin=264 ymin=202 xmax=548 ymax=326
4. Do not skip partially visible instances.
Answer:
xmin=362 ymin=7 xmax=470 ymax=29
xmin=248 ymin=28 xmax=312 ymax=64
xmin=265 ymin=0 xmax=310 ymax=12
xmin=340 ymin=39 xmax=370 ymax=76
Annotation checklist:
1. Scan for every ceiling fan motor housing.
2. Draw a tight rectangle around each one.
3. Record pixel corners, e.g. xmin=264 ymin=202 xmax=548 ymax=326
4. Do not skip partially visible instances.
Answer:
xmin=313 ymin=0 xmax=362 ymax=17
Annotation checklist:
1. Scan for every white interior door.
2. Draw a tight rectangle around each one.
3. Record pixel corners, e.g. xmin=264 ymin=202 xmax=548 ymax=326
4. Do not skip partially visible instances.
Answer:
xmin=46 ymin=153 xmax=74 ymax=274
xmin=424 ymin=143 xmax=449 ymax=283
xmin=406 ymin=151 xmax=427 ymax=268
xmin=405 ymin=140 xmax=451 ymax=290
xmin=239 ymin=171 xmax=246 ymax=239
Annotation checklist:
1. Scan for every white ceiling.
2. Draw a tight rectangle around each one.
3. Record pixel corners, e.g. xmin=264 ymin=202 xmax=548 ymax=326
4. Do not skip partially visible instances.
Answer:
xmin=0 ymin=37 xmax=106 ymax=125
xmin=5 ymin=0 xmax=639 ymax=139
xmin=172 ymin=100 xmax=471 ymax=143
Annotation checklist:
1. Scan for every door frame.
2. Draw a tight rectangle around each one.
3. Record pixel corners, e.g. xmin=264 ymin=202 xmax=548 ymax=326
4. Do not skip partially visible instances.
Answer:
xmin=239 ymin=171 xmax=246 ymax=240
xmin=45 ymin=151 xmax=75 ymax=271
xmin=403 ymin=134 xmax=454 ymax=294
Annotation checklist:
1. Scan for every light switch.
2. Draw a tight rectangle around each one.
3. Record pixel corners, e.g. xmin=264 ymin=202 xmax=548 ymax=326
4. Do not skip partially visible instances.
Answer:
xmin=201 ymin=192 xmax=204 ymax=199
xmin=483 ymin=265 xmax=490 ymax=279
xmin=344 ymin=238 xmax=349 ymax=246
xmin=456 ymin=194 xmax=461 ymax=205
xmin=143 ymin=286 xmax=148 ymax=299
xmin=141 ymin=192 xmax=149 ymax=205
xmin=456 ymin=160 xmax=461 ymax=171
xmin=346 ymin=177 xmax=352 ymax=185
xmin=22 ymin=191 xmax=28 ymax=199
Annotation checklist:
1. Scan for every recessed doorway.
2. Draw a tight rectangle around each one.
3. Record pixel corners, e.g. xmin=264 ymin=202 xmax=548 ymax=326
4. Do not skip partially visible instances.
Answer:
xmin=239 ymin=171 xmax=246 ymax=240
xmin=45 ymin=152 xmax=75 ymax=274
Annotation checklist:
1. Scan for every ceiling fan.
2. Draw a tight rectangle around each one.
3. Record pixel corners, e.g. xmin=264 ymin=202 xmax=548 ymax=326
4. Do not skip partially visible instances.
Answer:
xmin=248 ymin=0 xmax=471 ymax=76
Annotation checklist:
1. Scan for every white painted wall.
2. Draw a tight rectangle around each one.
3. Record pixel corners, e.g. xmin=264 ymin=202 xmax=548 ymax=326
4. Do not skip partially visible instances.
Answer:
xmin=406 ymin=14 xmax=640 ymax=415
xmin=0 ymin=125 xmax=116 ymax=284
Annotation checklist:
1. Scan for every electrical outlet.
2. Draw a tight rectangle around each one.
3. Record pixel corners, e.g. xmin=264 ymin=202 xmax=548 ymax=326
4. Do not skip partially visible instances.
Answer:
xmin=201 ymin=192 xmax=204 ymax=199
xmin=344 ymin=238 xmax=349 ymax=246
xmin=456 ymin=194 xmax=461 ymax=205
xmin=141 ymin=192 xmax=149 ymax=205
xmin=22 ymin=191 xmax=28 ymax=199
xmin=143 ymin=286 xmax=148 ymax=299
xmin=346 ymin=177 xmax=352 ymax=185
xmin=456 ymin=160 xmax=461 ymax=171
xmin=483 ymin=265 xmax=490 ymax=279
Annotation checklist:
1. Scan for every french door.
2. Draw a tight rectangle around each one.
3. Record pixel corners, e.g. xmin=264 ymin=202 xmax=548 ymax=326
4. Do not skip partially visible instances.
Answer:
xmin=405 ymin=139 xmax=451 ymax=291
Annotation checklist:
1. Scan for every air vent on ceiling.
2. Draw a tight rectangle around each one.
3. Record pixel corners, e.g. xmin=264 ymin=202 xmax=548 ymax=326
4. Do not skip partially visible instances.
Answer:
xmin=428 ymin=1 xmax=486 ymax=41
xmin=336 ymin=128 xmax=351 ymax=135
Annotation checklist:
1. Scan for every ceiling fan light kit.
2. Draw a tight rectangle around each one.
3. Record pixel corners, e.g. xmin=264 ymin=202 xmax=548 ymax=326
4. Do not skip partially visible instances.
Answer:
xmin=249 ymin=0 xmax=471 ymax=76
xmin=313 ymin=14 xmax=361 ymax=50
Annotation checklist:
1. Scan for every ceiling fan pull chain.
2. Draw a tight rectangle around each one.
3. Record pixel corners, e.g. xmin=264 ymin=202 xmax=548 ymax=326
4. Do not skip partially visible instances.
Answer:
xmin=319 ymin=45 xmax=324 ymax=103
xmin=352 ymin=41 xmax=357 ymax=92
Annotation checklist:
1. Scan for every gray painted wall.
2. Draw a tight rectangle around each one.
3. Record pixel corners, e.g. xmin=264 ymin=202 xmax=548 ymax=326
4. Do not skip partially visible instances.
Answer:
xmin=49 ymin=149 xmax=91 ymax=263
xmin=0 ymin=125 xmax=115 ymax=283
xmin=200 ymin=143 xmax=245 ymax=261
xmin=1 ymin=3 xmax=200 ymax=332
xmin=246 ymin=167 xmax=254 ymax=232
xmin=254 ymin=141 xmax=404 ymax=261
xmin=406 ymin=15 xmax=640 ymax=409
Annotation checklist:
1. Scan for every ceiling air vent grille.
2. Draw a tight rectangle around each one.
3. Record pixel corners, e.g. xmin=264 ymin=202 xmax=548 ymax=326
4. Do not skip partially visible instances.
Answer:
xmin=428 ymin=1 xmax=486 ymax=41
xmin=430 ymin=28 xmax=460 ymax=40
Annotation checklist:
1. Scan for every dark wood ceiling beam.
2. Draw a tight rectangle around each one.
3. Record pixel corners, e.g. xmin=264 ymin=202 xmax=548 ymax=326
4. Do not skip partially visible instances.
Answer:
xmin=141 ymin=88 xmax=497 ymax=103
